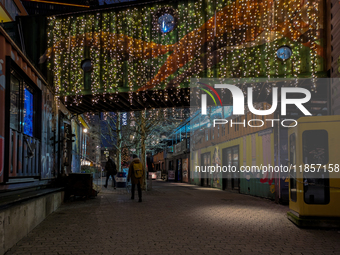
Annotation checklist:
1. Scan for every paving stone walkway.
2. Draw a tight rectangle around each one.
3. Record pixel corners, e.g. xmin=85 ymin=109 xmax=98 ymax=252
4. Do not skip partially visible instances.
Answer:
xmin=5 ymin=181 xmax=340 ymax=255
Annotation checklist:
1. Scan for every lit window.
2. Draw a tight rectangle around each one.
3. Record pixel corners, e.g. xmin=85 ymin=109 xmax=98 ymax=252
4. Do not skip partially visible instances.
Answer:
xmin=9 ymin=68 xmax=39 ymax=139
xmin=23 ymin=87 xmax=34 ymax=137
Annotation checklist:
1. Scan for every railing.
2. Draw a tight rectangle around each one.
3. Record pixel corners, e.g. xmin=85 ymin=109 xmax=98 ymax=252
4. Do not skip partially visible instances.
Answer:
xmin=9 ymin=129 xmax=41 ymax=178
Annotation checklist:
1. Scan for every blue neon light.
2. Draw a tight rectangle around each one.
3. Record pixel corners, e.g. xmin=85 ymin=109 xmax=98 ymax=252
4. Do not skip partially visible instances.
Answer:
xmin=23 ymin=88 xmax=33 ymax=137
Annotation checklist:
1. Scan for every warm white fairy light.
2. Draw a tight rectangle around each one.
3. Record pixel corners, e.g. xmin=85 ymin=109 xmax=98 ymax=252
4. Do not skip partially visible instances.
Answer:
xmin=46 ymin=0 xmax=325 ymax=108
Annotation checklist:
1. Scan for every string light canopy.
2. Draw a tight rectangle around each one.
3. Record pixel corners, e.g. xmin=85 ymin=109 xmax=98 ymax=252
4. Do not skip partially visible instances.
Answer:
xmin=45 ymin=0 xmax=326 ymax=113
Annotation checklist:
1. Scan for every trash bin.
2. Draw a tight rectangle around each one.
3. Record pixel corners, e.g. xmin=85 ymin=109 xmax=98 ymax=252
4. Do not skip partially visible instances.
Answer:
xmin=116 ymin=172 xmax=127 ymax=188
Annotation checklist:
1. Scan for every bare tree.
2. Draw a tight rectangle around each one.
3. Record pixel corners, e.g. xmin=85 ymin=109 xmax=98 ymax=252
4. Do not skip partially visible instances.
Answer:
xmin=126 ymin=108 xmax=189 ymax=188
xmin=100 ymin=112 xmax=124 ymax=172
xmin=100 ymin=108 xmax=189 ymax=188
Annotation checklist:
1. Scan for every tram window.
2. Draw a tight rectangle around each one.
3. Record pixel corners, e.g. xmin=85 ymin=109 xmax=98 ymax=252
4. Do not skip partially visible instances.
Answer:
xmin=302 ymin=130 xmax=328 ymax=165
xmin=290 ymin=133 xmax=297 ymax=202
xmin=304 ymin=172 xmax=330 ymax=204
xmin=290 ymin=175 xmax=297 ymax=202
xmin=290 ymin=133 xmax=296 ymax=166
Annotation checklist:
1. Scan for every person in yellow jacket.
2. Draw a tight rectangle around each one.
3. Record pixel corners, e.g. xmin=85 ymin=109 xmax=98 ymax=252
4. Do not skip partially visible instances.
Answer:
xmin=127 ymin=154 xmax=145 ymax=202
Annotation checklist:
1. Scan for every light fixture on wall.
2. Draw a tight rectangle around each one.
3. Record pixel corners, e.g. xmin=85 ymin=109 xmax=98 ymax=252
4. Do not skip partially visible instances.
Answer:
xmin=80 ymin=59 xmax=93 ymax=73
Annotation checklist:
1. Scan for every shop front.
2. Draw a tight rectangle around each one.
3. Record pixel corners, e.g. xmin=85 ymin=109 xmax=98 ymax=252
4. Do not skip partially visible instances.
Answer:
xmin=0 ymin=27 xmax=56 ymax=187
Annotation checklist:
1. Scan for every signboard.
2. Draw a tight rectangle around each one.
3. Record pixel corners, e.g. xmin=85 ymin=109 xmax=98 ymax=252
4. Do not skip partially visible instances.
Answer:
xmin=116 ymin=177 xmax=126 ymax=182
xmin=173 ymin=139 xmax=187 ymax=156
xmin=149 ymin=172 xmax=157 ymax=180
xmin=175 ymin=143 xmax=181 ymax=154
xmin=168 ymin=170 xmax=175 ymax=180
xmin=121 ymin=112 xmax=127 ymax=126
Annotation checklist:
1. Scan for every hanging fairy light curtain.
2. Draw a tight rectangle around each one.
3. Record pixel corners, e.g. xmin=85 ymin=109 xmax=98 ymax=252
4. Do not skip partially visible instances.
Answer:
xmin=46 ymin=0 xmax=326 ymax=102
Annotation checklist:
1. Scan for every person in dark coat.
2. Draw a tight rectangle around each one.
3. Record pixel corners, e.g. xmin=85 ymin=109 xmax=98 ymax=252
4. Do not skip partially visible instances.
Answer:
xmin=104 ymin=156 xmax=117 ymax=189
xmin=127 ymin=154 xmax=145 ymax=202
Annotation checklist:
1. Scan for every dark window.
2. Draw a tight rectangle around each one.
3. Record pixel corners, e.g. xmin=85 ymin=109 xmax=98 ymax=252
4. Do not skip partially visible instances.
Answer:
xmin=302 ymin=130 xmax=328 ymax=165
xmin=222 ymin=145 xmax=240 ymax=190
xmin=290 ymin=133 xmax=296 ymax=166
xmin=232 ymin=147 xmax=239 ymax=168
xmin=303 ymin=171 xmax=330 ymax=204
xmin=290 ymin=172 xmax=297 ymax=202
xmin=301 ymin=130 xmax=330 ymax=204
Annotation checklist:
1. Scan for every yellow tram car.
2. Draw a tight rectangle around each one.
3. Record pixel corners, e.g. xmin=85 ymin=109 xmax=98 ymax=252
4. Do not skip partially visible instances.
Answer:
xmin=288 ymin=116 xmax=340 ymax=226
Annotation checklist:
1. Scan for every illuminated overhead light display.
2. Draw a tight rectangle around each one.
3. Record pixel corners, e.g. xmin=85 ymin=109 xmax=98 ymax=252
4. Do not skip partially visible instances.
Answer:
xmin=45 ymin=0 xmax=326 ymax=105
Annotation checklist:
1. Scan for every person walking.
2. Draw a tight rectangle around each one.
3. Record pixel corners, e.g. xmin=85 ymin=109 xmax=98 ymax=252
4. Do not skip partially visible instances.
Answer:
xmin=104 ymin=156 xmax=117 ymax=189
xmin=127 ymin=154 xmax=145 ymax=202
